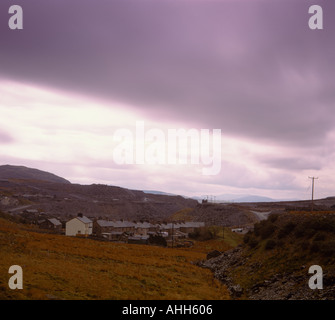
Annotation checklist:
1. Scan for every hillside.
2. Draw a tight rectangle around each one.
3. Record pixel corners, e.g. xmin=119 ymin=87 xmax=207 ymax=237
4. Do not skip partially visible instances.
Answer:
xmin=201 ymin=212 xmax=335 ymax=299
xmin=0 ymin=165 xmax=71 ymax=184
xmin=0 ymin=166 xmax=198 ymax=221
xmin=0 ymin=213 xmax=236 ymax=300
xmin=189 ymin=203 xmax=259 ymax=227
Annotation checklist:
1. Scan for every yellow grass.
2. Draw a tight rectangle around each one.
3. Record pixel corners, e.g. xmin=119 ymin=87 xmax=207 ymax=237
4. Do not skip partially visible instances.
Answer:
xmin=0 ymin=218 xmax=231 ymax=300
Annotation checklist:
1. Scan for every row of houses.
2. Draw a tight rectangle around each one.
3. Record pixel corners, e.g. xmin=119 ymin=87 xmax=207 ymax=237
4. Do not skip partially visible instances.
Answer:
xmin=93 ymin=219 xmax=204 ymax=236
xmin=38 ymin=213 xmax=205 ymax=244
xmin=66 ymin=214 xmax=204 ymax=237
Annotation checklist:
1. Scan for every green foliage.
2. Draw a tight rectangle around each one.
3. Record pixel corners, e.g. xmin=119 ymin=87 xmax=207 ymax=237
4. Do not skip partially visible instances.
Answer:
xmin=301 ymin=241 xmax=310 ymax=251
xmin=254 ymin=219 xmax=277 ymax=240
xmin=243 ymin=232 xmax=252 ymax=244
xmin=260 ymin=224 xmax=276 ymax=240
xmin=314 ymin=231 xmax=326 ymax=241
xmin=265 ymin=239 xmax=276 ymax=250
xmin=268 ymin=214 xmax=279 ymax=223
xmin=278 ymin=222 xmax=296 ymax=239
xmin=148 ymin=234 xmax=167 ymax=247
xmin=243 ymin=231 xmax=259 ymax=248
xmin=189 ymin=227 xmax=214 ymax=241
xmin=319 ymin=240 xmax=335 ymax=255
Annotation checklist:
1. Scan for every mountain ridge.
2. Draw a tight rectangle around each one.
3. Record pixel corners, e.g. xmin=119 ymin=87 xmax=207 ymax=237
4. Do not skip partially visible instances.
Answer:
xmin=0 ymin=164 xmax=71 ymax=184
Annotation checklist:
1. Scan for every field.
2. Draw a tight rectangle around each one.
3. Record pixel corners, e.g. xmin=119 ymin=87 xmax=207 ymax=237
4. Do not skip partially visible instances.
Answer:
xmin=0 ymin=216 xmax=242 ymax=300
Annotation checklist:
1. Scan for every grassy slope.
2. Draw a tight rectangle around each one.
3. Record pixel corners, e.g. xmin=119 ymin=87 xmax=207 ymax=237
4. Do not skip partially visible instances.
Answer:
xmin=230 ymin=212 xmax=335 ymax=295
xmin=0 ymin=216 xmax=242 ymax=300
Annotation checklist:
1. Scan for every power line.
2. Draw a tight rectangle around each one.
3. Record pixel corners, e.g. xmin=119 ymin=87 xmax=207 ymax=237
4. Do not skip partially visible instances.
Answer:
xmin=308 ymin=176 xmax=318 ymax=212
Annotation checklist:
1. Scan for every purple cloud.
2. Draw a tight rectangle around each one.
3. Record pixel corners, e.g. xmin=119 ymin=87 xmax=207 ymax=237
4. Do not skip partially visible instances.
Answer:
xmin=0 ymin=130 xmax=13 ymax=144
xmin=1 ymin=0 xmax=335 ymax=198
xmin=0 ymin=0 xmax=334 ymax=147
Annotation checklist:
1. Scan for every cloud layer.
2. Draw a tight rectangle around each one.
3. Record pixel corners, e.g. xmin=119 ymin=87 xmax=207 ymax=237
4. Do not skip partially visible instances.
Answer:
xmin=1 ymin=0 xmax=335 ymax=199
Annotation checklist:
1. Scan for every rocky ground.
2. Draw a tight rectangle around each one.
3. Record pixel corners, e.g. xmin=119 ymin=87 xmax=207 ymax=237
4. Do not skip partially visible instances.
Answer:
xmin=199 ymin=247 xmax=335 ymax=300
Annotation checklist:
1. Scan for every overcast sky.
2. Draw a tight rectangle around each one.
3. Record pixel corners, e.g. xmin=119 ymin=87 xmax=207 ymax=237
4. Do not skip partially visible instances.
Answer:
xmin=1 ymin=0 xmax=335 ymax=200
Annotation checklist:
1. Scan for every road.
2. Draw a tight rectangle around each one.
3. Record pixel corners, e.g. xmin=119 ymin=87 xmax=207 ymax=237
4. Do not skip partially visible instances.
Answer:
xmin=251 ymin=210 xmax=272 ymax=221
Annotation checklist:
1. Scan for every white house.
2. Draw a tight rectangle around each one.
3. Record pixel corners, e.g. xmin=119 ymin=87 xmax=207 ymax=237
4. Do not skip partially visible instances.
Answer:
xmin=65 ymin=214 xmax=93 ymax=236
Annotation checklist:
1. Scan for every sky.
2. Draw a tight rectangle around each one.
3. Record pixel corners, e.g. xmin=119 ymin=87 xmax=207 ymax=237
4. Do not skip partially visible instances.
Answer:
xmin=0 ymin=0 xmax=335 ymax=200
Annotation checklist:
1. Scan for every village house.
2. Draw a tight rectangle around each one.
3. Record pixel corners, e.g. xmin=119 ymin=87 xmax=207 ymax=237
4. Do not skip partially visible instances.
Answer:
xmin=159 ymin=223 xmax=176 ymax=235
xmin=179 ymin=222 xmax=205 ymax=235
xmin=93 ymin=220 xmax=137 ymax=237
xmin=65 ymin=214 xmax=93 ymax=237
xmin=135 ymin=222 xmax=154 ymax=236
xmin=93 ymin=220 xmax=115 ymax=235
xmin=39 ymin=218 xmax=62 ymax=232
xmin=92 ymin=218 xmax=205 ymax=242
xmin=118 ymin=221 xmax=136 ymax=233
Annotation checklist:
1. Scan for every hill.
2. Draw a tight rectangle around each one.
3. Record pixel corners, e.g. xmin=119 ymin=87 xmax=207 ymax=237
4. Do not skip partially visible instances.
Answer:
xmin=0 ymin=165 xmax=71 ymax=184
xmin=0 ymin=176 xmax=198 ymax=222
xmin=0 ymin=213 xmax=235 ymax=300
xmin=201 ymin=211 xmax=335 ymax=299
xmin=188 ymin=203 xmax=259 ymax=227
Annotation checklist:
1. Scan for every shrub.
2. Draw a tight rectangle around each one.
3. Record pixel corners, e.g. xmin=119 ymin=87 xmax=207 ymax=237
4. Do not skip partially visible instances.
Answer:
xmin=243 ymin=232 xmax=252 ymax=244
xmin=248 ymin=237 xmax=259 ymax=248
xmin=148 ymin=235 xmax=167 ymax=247
xmin=260 ymin=224 xmax=276 ymax=239
xmin=314 ymin=232 xmax=326 ymax=241
xmin=189 ymin=227 xmax=214 ymax=241
xmin=265 ymin=239 xmax=276 ymax=250
xmin=253 ymin=222 xmax=262 ymax=237
xmin=319 ymin=241 xmax=335 ymax=255
xmin=276 ymin=239 xmax=284 ymax=248
xmin=268 ymin=214 xmax=279 ymax=223
xmin=278 ymin=222 xmax=296 ymax=239
xmin=310 ymin=241 xmax=321 ymax=253
xmin=306 ymin=217 xmax=335 ymax=233
xmin=295 ymin=224 xmax=316 ymax=239
xmin=301 ymin=241 xmax=310 ymax=251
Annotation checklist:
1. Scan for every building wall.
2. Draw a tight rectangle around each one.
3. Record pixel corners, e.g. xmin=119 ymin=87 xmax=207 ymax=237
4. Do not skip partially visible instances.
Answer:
xmin=66 ymin=218 xmax=92 ymax=236
xmin=40 ymin=220 xmax=62 ymax=231
xmin=136 ymin=227 xmax=148 ymax=236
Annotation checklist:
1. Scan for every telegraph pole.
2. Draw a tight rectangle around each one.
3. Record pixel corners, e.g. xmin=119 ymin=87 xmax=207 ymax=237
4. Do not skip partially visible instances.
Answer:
xmin=309 ymin=176 xmax=318 ymax=212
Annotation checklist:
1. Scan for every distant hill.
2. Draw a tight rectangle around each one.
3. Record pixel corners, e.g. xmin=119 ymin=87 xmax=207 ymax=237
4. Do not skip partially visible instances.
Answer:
xmin=192 ymin=194 xmax=298 ymax=203
xmin=0 ymin=165 xmax=71 ymax=184
xmin=233 ymin=195 xmax=275 ymax=203
xmin=143 ymin=190 xmax=178 ymax=196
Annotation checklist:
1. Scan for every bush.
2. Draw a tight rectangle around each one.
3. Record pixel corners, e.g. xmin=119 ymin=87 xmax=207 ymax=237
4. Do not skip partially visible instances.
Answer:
xmin=306 ymin=217 xmax=335 ymax=233
xmin=243 ymin=232 xmax=252 ymax=244
xmin=295 ymin=224 xmax=316 ymax=239
xmin=268 ymin=214 xmax=279 ymax=223
xmin=314 ymin=232 xmax=326 ymax=241
xmin=253 ymin=223 xmax=261 ymax=237
xmin=248 ymin=237 xmax=259 ymax=248
xmin=278 ymin=222 xmax=296 ymax=239
xmin=301 ymin=241 xmax=310 ymax=251
xmin=265 ymin=239 xmax=276 ymax=250
xmin=276 ymin=239 xmax=284 ymax=248
xmin=310 ymin=241 xmax=321 ymax=253
xmin=189 ymin=227 xmax=214 ymax=241
xmin=319 ymin=241 xmax=335 ymax=255
xmin=148 ymin=235 xmax=167 ymax=247
xmin=260 ymin=224 xmax=276 ymax=240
